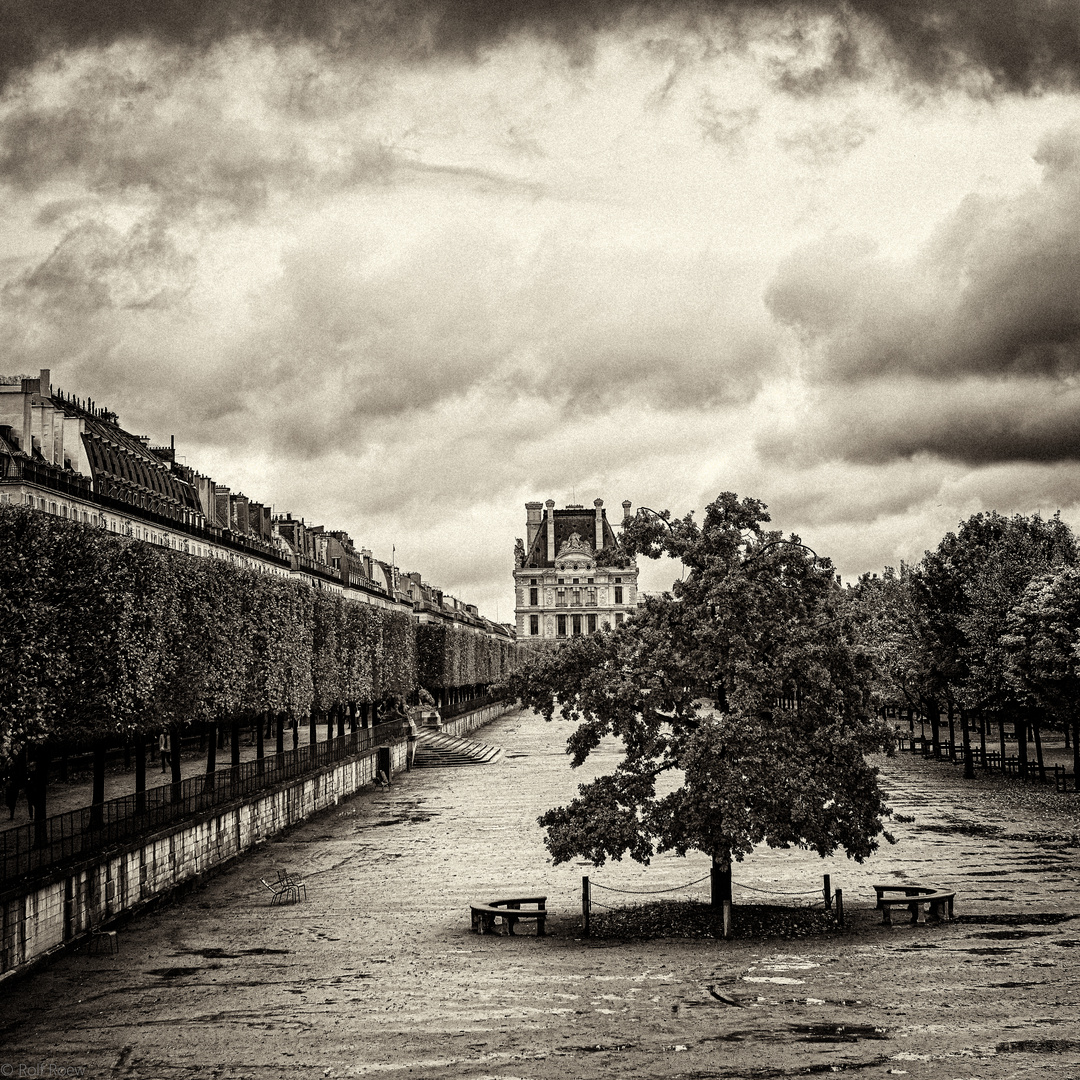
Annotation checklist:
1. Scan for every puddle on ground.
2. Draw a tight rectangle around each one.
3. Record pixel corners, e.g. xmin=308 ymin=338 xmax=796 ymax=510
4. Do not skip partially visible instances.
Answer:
xmin=356 ymin=814 xmax=436 ymax=828
xmin=563 ymin=1043 xmax=636 ymax=1053
xmin=998 ymin=1039 xmax=1080 ymax=1054
xmin=956 ymin=914 xmax=1074 ymax=926
xmin=180 ymin=947 xmax=291 ymax=959
xmin=796 ymin=1023 xmax=888 ymax=1043
xmin=970 ymin=930 xmax=1053 ymax=940
xmin=913 ymin=823 xmax=1003 ymax=838
xmin=147 ymin=965 xmax=222 ymax=978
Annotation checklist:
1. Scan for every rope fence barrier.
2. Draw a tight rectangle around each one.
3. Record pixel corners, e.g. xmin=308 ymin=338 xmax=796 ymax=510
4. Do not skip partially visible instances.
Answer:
xmin=580 ymin=872 xmax=843 ymax=938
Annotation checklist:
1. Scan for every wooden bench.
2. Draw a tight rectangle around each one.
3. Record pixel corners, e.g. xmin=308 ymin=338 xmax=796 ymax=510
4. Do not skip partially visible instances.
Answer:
xmin=1054 ymin=765 xmax=1077 ymax=793
xmin=470 ymin=897 xmax=547 ymax=936
xmin=873 ymin=884 xmax=955 ymax=925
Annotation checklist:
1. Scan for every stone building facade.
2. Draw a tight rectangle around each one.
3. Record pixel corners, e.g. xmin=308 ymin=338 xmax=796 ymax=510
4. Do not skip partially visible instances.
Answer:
xmin=0 ymin=368 xmax=509 ymax=638
xmin=513 ymin=498 xmax=638 ymax=641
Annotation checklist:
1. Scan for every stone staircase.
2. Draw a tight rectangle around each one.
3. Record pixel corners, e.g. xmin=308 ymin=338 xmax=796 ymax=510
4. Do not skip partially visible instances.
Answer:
xmin=413 ymin=732 xmax=503 ymax=769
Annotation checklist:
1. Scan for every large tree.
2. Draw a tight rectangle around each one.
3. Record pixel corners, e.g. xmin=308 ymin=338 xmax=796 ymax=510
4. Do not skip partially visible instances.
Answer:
xmin=509 ymin=493 xmax=894 ymax=910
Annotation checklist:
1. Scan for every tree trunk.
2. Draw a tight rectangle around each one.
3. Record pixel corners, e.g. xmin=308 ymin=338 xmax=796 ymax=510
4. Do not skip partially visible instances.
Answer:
xmin=1016 ymin=713 xmax=1030 ymax=781
xmin=337 ymin=707 xmax=346 ymax=739
xmin=135 ymin=735 xmax=146 ymax=815
xmin=961 ymin=708 xmax=975 ymax=780
xmin=1073 ymin=716 xmax=1080 ymax=792
xmin=31 ymin=747 xmax=50 ymax=849
xmin=1032 ymin=709 xmax=1045 ymax=784
xmin=204 ymin=722 xmax=217 ymax=796
xmin=711 ymin=854 xmax=732 ymax=908
xmin=231 ymin=720 xmax=241 ymax=770
xmin=91 ymin=740 xmax=106 ymax=830
xmin=998 ymin=716 xmax=1007 ymax=774
xmin=927 ymin=700 xmax=941 ymax=759
xmin=256 ymin=713 xmax=265 ymax=772
xmin=309 ymin=710 xmax=318 ymax=748
xmin=947 ymin=700 xmax=956 ymax=761
xmin=978 ymin=713 xmax=987 ymax=769
xmin=170 ymin=724 xmax=183 ymax=803
xmin=326 ymin=710 xmax=334 ymax=743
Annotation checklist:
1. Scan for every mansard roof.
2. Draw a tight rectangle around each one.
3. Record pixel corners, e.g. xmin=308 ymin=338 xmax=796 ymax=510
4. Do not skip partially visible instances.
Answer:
xmin=523 ymin=506 xmax=621 ymax=568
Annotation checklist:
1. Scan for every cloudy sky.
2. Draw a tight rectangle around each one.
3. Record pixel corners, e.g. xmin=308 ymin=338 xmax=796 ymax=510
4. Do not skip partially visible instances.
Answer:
xmin=3 ymin=2 xmax=1080 ymax=618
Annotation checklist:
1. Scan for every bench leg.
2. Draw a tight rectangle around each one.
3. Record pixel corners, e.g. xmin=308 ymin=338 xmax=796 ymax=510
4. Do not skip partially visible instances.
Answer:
xmin=881 ymin=905 xmax=892 ymax=926
xmin=536 ymin=916 xmax=546 ymax=937
xmin=910 ymin=901 xmax=925 ymax=925
xmin=505 ymin=916 xmax=517 ymax=936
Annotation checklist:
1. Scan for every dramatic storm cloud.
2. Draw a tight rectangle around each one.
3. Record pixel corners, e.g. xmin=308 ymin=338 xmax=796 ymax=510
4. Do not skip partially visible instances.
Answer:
xmin=3 ymin=1 xmax=1080 ymax=613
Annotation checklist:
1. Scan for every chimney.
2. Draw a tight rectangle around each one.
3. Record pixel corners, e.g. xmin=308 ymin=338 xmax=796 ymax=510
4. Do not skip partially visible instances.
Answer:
xmin=38 ymin=369 xmax=50 ymax=397
xmin=622 ymin=499 xmax=633 ymax=524
xmin=545 ymin=499 xmax=556 ymax=563
xmin=525 ymin=501 xmax=543 ymax=552
xmin=594 ymin=498 xmax=604 ymax=552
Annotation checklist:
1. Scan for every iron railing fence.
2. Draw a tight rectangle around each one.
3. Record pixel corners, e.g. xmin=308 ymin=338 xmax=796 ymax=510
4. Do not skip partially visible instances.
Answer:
xmin=440 ymin=690 xmax=504 ymax=720
xmin=0 ymin=720 xmax=407 ymax=888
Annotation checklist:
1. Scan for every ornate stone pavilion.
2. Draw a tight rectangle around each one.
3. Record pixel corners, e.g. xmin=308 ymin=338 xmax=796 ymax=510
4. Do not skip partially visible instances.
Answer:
xmin=513 ymin=499 xmax=639 ymax=642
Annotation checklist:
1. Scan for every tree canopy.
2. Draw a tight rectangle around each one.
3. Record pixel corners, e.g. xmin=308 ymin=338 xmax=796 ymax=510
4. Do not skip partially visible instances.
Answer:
xmin=508 ymin=493 xmax=895 ymax=905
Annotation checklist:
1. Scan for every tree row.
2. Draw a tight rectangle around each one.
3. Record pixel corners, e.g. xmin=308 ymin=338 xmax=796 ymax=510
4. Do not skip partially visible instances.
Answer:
xmin=847 ymin=509 xmax=1080 ymax=785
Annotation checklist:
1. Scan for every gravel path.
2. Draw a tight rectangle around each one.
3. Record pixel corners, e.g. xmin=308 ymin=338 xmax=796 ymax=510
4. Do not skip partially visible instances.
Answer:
xmin=1 ymin=707 xmax=1078 ymax=1079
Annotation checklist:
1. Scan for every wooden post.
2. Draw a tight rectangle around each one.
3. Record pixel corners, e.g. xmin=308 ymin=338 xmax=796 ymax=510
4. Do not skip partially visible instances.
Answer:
xmin=722 ymin=900 xmax=732 ymax=940
xmin=823 ymin=874 xmax=831 ymax=911
xmin=834 ymin=888 xmax=844 ymax=928
xmin=582 ymin=876 xmax=591 ymax=937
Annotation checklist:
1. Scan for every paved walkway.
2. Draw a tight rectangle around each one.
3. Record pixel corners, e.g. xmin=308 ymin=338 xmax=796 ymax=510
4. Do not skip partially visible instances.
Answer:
xmin=1 ymin=708 xmax=1078 ymax=1079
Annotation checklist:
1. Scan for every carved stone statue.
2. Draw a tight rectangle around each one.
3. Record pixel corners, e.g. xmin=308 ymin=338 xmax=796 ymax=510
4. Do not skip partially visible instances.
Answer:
xmin=514 ymin=537 xmax=525 ymax=568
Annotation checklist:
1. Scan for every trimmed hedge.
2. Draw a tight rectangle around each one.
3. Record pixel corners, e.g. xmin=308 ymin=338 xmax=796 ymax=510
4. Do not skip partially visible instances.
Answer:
xmin=0 ymin=506 xmax=489 ymax=760
xmin=415 ymin=621 xmax=516 ymax=691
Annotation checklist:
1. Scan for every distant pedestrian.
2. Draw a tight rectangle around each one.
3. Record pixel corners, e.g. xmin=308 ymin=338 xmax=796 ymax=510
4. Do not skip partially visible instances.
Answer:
xmin=159 ymin=732 xmax=170 ymax=773
xmin=4 ymin=774 xmax=18 ymax=820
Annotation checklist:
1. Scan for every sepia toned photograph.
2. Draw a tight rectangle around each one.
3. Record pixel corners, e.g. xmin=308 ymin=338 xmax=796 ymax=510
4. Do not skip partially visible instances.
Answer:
xmin=1 ymin=2 xmax=1079 ymax=1077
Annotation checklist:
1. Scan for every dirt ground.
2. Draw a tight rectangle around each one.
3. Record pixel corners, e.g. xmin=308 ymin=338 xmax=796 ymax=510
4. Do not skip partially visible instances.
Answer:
xmin=1 ymin=707 xmax=1078 ymax=1080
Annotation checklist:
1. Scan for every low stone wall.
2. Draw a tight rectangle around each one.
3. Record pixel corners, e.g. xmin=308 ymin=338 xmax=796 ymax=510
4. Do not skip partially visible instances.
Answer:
xmin=436 ymin=700 xmax=518 ymax=739
xmin=0 ymin=738 xmax=408 ymax=983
